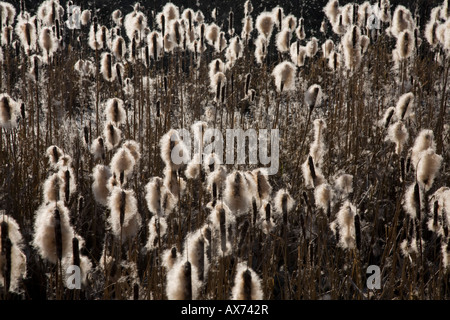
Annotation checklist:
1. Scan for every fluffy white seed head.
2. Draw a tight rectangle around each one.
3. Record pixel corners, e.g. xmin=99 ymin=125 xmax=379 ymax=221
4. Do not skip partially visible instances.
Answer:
xmin=163 ymin=166 xmax=187 ymax=198
xmin=104 ymin=98 xmax=126 ymax=125
xmin=324 ymin=0 xmax=340 ymax=25
xmin=256 ymin=11 xmax=274 ymax=40
xmin=109 ymin=147 xmax=136 ymax=184
xmin=390 ymin=5 xmax=414 ymax=38
xmin=336 ymin=201 xmax=357 ymax=249
xmin=272 ymin=61 xmax=296 ymax=92
xmin=322 ymin=39 xmax=334 ymax=58
xmin=241 ymin=16 xmax=254 ymax=42
xmin=305 ymin=37 xmax=319 ymax=57
xmin=100 ymin=52 xmax=115 ymax=82
xmin=251 ymin=168 xmax=272 ymax=203
xmin=0 ymin=214 xmax=27 ymax=293
xmin=274 ymin=189 xmax=295 ymax=218
xmin=395 ymin=29 xmax=415 ymax=60
xmin=92 ymin=165 xmax=112 ymax=206
xmin=395 ymin=92 xmax=414 ymax=121
xmin=272 ymin=6 xmax=284 ymax=31
xmin=334 ymin=173 xmax=353 ymax=196
xmin=305 ymin=84 xmax=323 ymax=110
xmin=145 ymin=177 xmax=177 ymax=217
xmin=315 ymin=183 xmax=334 ymax=212
xmin=0 ymin=94 xmax=18 ymax=129
xmin=231 ymin=262 xmax=264 ymax=300
xmin=387 ymin=121 xmax=409 ymax=154
xmin=276 ymin=29 xmax=291 ymax=53
xmin=290 ymin=42 xmax=306 ymax=67
xmin=416 ymin=149 xmax=443 ymax=191
xmin=91 ymin=137 xmax=106 ymax=162
xmin=224 ymin=171 xmax=251 ymax=215
xmin=411 ymin=129 xmax=435 ymax=169
xmin=206 ymin=23 xmax=220 ymax=47
xmin=145 ymin=216 xmax=168 ymax=251
xmin=403 ymin=183 xmax=423 ymax=219
xmin=32 ymin=201 xmax=74 ymax=264
xmin=160 ymin=129 xmax=190 ymax=170
xmin=107 ymin=188 xmax=141 ymax=242
xmin=166 ymin=259 xmax=201 ymax=300
xmin=103 ymin=121 xmax=122 ymax=150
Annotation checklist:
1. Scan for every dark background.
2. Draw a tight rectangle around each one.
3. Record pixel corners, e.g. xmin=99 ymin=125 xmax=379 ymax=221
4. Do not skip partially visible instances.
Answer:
xmin=15 ymin=0 xmax=443 ymax=36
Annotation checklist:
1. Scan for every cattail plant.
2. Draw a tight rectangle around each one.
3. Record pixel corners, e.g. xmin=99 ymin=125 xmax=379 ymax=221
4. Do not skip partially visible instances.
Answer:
xmin=322 ymin=39 xmax=334 ymax=59
xmin=272 ymin=61 xmax=296 ymax=93
xmin=33 ymin=201 xmax=75 ymax=264
xmin=160 ymin=129 xmax=190 ymax=170
xmin=0 ymin=215 xmax=27 ymax=293
xmin=205 ymin=23 xmax=220 ymax=47
xmin=62 ymin=236 xmax=92 ymax=288
xmin=107 ymin=188 xmax=141 ymax=243
xmin=145 ymin=176 xmax=177 ymax=217
xmin=395 ymin=92 xmax=414 ymax=121
xmin=274 ymin=189 xmax=295 ymax=221
xmin=305 ymin=37 xmax=319 ymax=57
xmin=272 ymin=6 xmax=284 ymax=32
xmin=390 ymin=5 xmax=414 ymax=38
xmin=387 ymin=121 xmax=409 ymax=154
xmin=209 ymin=202 xmax=235 ymax=256
xmin=276 ymin=29 xmax=291 ymax=54
xmin=416 ymin=149 xmax=443 ymax=192
xmin=145 ymin=216 xmax=168 ymax=251
xmin=411 ymin=129 xmax=436 ymax=169
xmin=92 ymin=164 xmax=112 ymax=206
xmin=91 ymin=137 xmax=106 ymax=161
xmin=324 ymin=0 xmax=340 ymax=26
xmin=109 ymin=147 xmax=136 ymax=186
xmin=290 ymin=41 xmax=306 ymax=67
xmin=100 ymin=52 xmax=115 ymax=82
xmin=334 ymin=173 xmax=354 ymax=198
xmin=15 ymin=16 xmax=37 ymax=54
xmin=314 ymin=183 xmax=334 ymax=215
xmin=0 ymin=94 xmax=18 ymax=129
xmin=103 ymin=122 xmax=122 ymax=151
xmin=395 ymin=30 xmax=415 ymax=61
xmin=332 ymin=201 xmax=358 ymax=249
xmin=305 ymin=85 xmax=323 ymax=111
xmin=224 ymin=171 xmax=251 ymax=215
xmin=182 ymin=229 xmax=209 ymax=282
xmin=104 ymin=98 xmax=126 ymax=126
xmin=260 ymin=200 xmax=274 ymax=234
xmin=166 ymin=259 xmax=200 ymax=300
xmin=302 ymin=155 xmax=325 ymax=189
xmin=162 ymin=246 xmax=178 ymax=271
xmin=241 ymin=15 xmax=253 ymax=44
xmin=231 ymin=262 xmax=263 ymax=300
xmin=256 ymin=11 xmax=274 ymax=41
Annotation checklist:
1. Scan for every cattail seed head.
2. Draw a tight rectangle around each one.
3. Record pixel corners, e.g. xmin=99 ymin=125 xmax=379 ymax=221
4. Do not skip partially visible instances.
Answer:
xmin=231 ymin=262 xmax=263 ymax=300
xmin=33 ymin=201 xmax=74 ymax=264
xmin=387 ymin=121 xmax=409 ymax=154
xmin=103 ymin=122 xmax=122 ymax=151
xmin=0 ymin=215 xmax=27 ymax=293
xmin=256 ymin=11 xmax=274 ymax=41
xmin=108 ymin=188 xmax=141 ymax=242
xmin=272 ymin=61 xmax=296 ymax=93
xmin=0 ymin=94 xmax=18 ymax=129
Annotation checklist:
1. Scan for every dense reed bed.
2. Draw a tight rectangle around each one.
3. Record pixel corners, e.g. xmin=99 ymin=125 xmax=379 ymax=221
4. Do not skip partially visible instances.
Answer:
xmin=0 ymin=0 xmax=449 ymax=300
